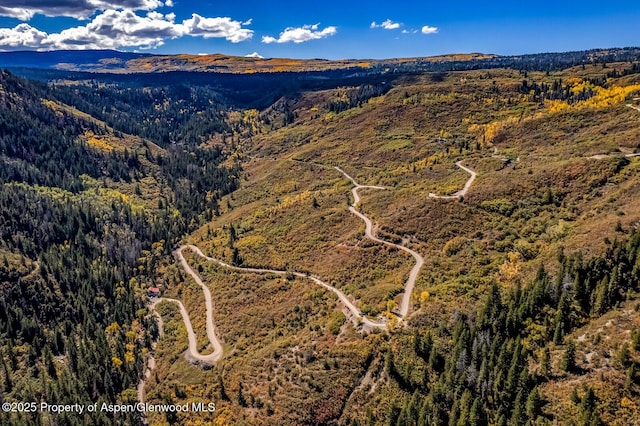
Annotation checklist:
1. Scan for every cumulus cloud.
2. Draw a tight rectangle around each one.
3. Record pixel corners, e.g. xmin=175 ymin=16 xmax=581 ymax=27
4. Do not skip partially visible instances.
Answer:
xmin=421 ymin=25 xmax=438 ymax=35
xmin=245 ymin=51 xmax=263 ymax=58
xmin=182 ymin=14 xmax=252 ymax=42
xmin=0 ymin=23 xmax=47 ymax=49
xmin=261 ymin=23 xmax=336 ymax=44
xmin=0 ymin=9 xmax=254 ymax=51
xmin=44 ymin=9 xmax=181 ymax=50
xmin=0 ymin=0 xmax=162 ymax=20
xmin=370 ymin=19 xmax=400 ymax=30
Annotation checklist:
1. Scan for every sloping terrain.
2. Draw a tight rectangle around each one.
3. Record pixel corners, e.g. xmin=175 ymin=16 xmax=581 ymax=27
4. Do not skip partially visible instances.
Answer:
xmin=1 ymin=52 xmax=640 ymax=426
xmin=0 ymin=70 xmax=242 ymax=426
xmin=141 ymin=61 xmax=640 ymax=425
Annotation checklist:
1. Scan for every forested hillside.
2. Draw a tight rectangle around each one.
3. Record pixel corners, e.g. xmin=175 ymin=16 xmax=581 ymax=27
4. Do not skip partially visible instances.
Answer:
xmin=0 ymin=70 xmax=240 ymax=425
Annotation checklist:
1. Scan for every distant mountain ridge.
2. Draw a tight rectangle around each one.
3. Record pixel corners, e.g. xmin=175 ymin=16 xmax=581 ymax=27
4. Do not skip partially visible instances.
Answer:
xmin=0 ymin=47 xmax=639 ymax=75
xmin=0 ymin=49 xmax=150 ymax=70
xmin=0 ymin=49 xmax=496 ymax=73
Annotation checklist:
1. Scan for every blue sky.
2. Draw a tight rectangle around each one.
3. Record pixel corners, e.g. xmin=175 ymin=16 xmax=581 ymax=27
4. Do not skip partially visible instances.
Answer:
xmin=0 ymin=0 xmax=638 ymax=59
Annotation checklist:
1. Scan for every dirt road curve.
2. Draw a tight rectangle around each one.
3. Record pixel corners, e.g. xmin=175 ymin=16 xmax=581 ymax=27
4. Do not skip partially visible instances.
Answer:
xmin=428 ymin=161 xmax=477 ymax=199
xmin=145 ymin=161 xmax=477 ymax=379
xmin=183 ymin=244 xmax=387 ymax=329
xmin=334 ymin=167 xmax=424 ymax=318
xmin=627 ymin=103 xmax=640 ymax=113
xmin=173 ymin=248 xmax=225 ymax=364
xmin=143 ymin=248 xmax=225 ymax=371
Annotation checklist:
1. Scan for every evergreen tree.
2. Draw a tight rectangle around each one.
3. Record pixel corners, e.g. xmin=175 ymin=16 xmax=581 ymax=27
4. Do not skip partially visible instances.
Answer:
xmin=525 ymin=386 xmax=541 ymax=421
xmin=561 ymin=341 xmax=577 ymax=373
xmin=218 ymin=375 xmax=229 ymax=401
xmin=510 ymin=389 xmax=526 ymax=426
xmin=540 ymin=347 xmax=551 ymax=378
xmin=238 ymin=381 xmax=247 ymax=407
xmin=468 ymin=398 xmax=484 ymax=426
xmin=579 ymin=387 xmax=599 ymax=425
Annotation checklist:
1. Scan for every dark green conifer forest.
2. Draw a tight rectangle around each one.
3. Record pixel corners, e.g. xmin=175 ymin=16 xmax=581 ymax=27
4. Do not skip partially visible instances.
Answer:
xmin=0 ymin=70 xmax=240 ymax=425
xmin=381 ymin=232 xmax=640 ymax=425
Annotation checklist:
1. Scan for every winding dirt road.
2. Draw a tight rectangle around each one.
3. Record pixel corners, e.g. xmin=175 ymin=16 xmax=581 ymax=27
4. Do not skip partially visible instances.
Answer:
xmin=146 ymin=163 xmax=439 ymax=368
xmin=137 ymin=309 xmax=162 ymax=404
xmin=172 ymin=248 xmax=225 ymax=364
xmin=146 ymin=162 xmax=476 ymax=375
xmin=334 ymin=167 xmax=425 ymax=318
xmin=138 ymin=291 xmax=223 ymax=417
xmin=143 ymin=248 xmax=225 ymax=371
xmin=589 ymin=151 xmax=640 ymax=160
xmin=428 ymin=160 xmax=477 ymax=199
xmin=183 ymin=244 xmax=387 ymax=329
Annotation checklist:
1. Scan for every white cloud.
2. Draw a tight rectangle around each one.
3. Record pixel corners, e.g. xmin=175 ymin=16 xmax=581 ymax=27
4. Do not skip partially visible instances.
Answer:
xmin=0 ymin=23 xmax=47 ymax=48
xmin=146 ymin=11 xmax=164 ymax=20
xmin=382 ymin=20 xmax=400 ymax=30
xmin=94 ymin=0 xmax=162 ymax=12
xmin=44 ymin=9 xmax=182 ymax=50
xmin=262 ymin=23 xmax=336 ymax=44
xmin=164 ymin=0 xmax=173 ymax=6
xmin=0 ymin=7 xmax=36 ymax=21
xmin=245 ymin=51 xmax=263 ymax=58
xmin=182 ymin=14 xmax=253 ymax=42
xmin=371 ymin=19 xmax=400 ymax=30
xmin=421 ymin=25 xmax=438 ymax=35
xmin=0 ymin=0 xmax=162 ymax=20
xmin=0 ymin=9 xmax=253 ymax=51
